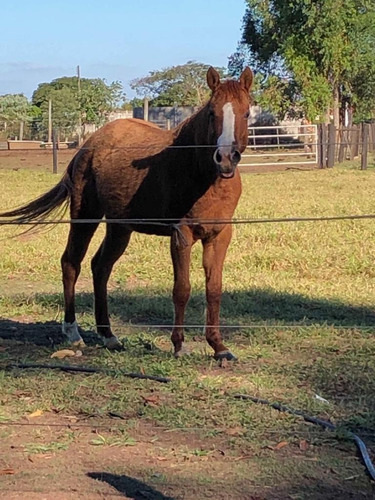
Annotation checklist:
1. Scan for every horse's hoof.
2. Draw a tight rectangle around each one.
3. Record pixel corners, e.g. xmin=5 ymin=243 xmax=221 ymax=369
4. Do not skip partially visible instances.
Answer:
xmin=62 ymin=321 xmax=86 ymax=347
xmin=174 ymin=343 xmax=191 ymax=358
xmin=214 ymin=350 xmax=237 ymax=361
xmin=103 ymin=336 xmax=123 ymax=351
xmin=72 ymin=339 xmax=86 ymax=348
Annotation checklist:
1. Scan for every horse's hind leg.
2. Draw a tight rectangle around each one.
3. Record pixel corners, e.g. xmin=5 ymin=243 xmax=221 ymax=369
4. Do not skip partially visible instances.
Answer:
xmin=202 ymin=224 xmax=236 ymax=361
xmin=91 ymin=224 xmax=132 ymax=349
xmin=170 ymin=227 xmax=194 ymax=357
xmin=61 ymin=220 xmax=100 ymax=345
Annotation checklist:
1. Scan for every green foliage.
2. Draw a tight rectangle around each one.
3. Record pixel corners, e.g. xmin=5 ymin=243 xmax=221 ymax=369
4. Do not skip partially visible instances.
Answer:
xmin=252 ymin=74 xmax=295 ymax=120
xmin=227 ymin=44 xmax=251 ymax=79
xmin=32 ymin=77 xmax=126 ymax=138
xmin=0 ymin=94 xmax=31 ymax=123
xmin=130 ymin=61 xmax=227 ymax=106
xmin=80 ymin=79 xmax=125 ymax=125
xmin=242 ymin=0 xmax=375 ymax=122
xmin=0 ymin=94 xmax=35 ymax=139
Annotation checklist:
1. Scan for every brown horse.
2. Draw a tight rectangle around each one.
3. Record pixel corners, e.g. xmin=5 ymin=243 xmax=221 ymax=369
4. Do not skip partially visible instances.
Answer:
xmin=1 ymin=67 xmax=253 ymax=360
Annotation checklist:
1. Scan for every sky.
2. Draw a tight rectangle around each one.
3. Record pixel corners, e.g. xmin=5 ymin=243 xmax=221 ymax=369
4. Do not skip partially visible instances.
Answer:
xmin=1 ymin=0 xmax=248 ymax=100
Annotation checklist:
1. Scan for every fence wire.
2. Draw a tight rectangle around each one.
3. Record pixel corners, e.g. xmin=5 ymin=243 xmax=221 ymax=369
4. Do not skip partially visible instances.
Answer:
xmin=2 ymin=213 xmax=375 ymax=226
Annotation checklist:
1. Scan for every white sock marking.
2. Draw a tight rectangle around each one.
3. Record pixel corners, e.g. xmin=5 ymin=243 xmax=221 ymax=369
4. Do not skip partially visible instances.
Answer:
xmin=62 ymin=320 xmax=85 ymax=345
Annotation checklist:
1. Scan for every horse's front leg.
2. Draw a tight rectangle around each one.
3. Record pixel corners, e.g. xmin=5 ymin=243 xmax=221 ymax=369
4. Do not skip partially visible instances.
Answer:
xmin=202 ymin=224 xmax=236 ymax=361
xmin=170 ymin=227 xmax=194 ymax=357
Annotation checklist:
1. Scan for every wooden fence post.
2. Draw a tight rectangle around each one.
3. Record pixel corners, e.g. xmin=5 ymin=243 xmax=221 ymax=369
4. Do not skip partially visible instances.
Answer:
xmin=52 ymin=129 xmax=58 ymax=174
xmin=327 ymin=123 xmax=336 ymax=167
xmin=369 ymin=123 xmax=375 ymax=153
xmin=337 ymin=127 xmax=346 ymax=163
xmin=350 ymin=125 xmax=359 ymax=160
xmin=317 ymin=124 xmax=326 ymax=168
xmin=361 ymin=123 xmax=369 ymax=170
xmin=321 ymin=124 xmax=328 ymax=168
xmin=143 ymin=98 xmax=149 ymax=121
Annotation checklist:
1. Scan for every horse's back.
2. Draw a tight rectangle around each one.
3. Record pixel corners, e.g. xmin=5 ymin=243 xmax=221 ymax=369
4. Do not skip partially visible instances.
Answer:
xmin=69 ymin=119 xmax=174 ymax=220
xmin=84 ymin=119 xmax=171 ymax=150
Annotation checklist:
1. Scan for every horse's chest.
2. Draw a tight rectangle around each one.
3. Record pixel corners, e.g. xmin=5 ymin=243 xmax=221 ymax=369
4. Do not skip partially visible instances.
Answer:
xmin=190 ymin=175 xmax=241 ymax=218
xmin=187 ymin=175 xmax=242 ymax=240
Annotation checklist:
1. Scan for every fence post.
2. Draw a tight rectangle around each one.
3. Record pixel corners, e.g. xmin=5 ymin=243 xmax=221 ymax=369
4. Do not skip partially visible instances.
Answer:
xmin=361 ymin=123 xmax=369 ymax=170
xmin=327 ymin=123 xmax=336 ymax=168
xmin=317 ymin=124 xmax=327 ymax=168
xmin=317 ymin=124 xmax=322 ymax=168
xmin=143 ymin=98 xmax=149 ymax=121
xmin=337 ymin=127 xmax=345 ymax=163
xmin=369 ymin=123 xmax=375 ymax=153
xmin=52 ymin=129 xmax=58 ymax=174
xmin=350 ymin=125 xmax=359 ymax=160
xmin=48 ymin=99 xmax=52 ymax=144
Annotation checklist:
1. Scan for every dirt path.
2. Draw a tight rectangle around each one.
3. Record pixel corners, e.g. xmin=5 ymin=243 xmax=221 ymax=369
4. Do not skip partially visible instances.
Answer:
xmin=1 ymin=414 xmax=261 ymax=500
xmin=0 ymin=149 xmax=316 ymax=175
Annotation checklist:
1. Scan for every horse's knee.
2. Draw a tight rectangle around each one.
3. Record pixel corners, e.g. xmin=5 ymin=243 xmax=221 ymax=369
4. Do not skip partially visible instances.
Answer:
xmin=206 ymin=289 xmax=221 ymax=306
xmin=61 ymin=252 xmax=81 ymax=281
xmin=173 ymin=283 xmax=191 ymax=307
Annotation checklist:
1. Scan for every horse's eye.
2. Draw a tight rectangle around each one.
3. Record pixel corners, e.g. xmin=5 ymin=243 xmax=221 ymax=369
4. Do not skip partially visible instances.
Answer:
xmin=244 ymin=111 xmax=250 ymax=119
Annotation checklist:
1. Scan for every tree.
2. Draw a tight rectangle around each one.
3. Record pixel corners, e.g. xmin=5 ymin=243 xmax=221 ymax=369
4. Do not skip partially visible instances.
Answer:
xmin=130 ymin=61 xmax=228 ymax=106
xmin=228 ymin=44 xmax=250 ymax=78
xmin=227 ymin=44 xmax=297 ymax=120
xmin=242 ymin=0 xmax=375 ymax=124
xmin=0 ymin=94 xmax=33 ymax=139
xmin=32 ymin=77 xmax=125 ymax=139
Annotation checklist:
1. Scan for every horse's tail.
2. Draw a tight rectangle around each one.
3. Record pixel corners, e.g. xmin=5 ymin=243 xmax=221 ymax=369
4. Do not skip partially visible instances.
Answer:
xmin=0 ymin=159 xmax=75 ymax=229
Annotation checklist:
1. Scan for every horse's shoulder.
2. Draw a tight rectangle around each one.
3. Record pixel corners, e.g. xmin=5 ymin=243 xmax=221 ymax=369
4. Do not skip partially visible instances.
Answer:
xmin=107 ymin=118 xmax=161 ymax=131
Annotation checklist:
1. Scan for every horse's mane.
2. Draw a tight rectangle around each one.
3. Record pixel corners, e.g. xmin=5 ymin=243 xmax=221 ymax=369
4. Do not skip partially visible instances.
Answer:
xmin=171 ymin=80 xmax=248 ymax=143
xmin=171 ymin=103 xmax=208 ymax=142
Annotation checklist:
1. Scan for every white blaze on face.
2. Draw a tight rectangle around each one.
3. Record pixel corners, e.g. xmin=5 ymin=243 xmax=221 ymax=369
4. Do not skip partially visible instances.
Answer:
xmin=217 ymin=102 xmax=235 ymax=156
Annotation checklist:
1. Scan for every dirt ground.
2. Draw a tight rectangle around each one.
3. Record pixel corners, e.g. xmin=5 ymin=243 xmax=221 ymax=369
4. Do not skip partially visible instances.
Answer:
xmin=1 ymin=322 xmax=374 ymax=499
xmin=0 ymin=148 xmax=316 ymax=175
xmin=1 ymin=392 xmax=372 ymax=500
xmin=2 ymin=413 xmax=255 ymax=500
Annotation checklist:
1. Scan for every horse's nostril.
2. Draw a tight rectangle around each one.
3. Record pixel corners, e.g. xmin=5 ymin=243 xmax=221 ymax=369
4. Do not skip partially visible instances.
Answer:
xmin=231 ymin=150 xmax=241 ymax=164
xmin=213 ymin=149 xmax=222 ymax=164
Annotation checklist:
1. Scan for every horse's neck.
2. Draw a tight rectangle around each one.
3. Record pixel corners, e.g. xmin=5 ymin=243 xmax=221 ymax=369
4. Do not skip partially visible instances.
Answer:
xmin=173 ymin=105 xmax=209 ymax=146
xmin=172 ymin=106 xmax=214 ymax=175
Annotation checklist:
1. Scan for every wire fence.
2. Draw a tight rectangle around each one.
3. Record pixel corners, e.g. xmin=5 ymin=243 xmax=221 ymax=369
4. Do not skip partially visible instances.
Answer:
xmin=2 ymin=120 xmax=375 ymax=172
xmin=2 ymin=213 xmax=375 ymax=227
xmin=1 ymin=147 xmax=375 ymax=332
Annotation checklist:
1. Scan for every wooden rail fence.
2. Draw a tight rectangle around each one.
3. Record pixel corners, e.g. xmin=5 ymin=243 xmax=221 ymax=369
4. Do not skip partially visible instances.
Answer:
xmin=318 ymin=122 xmax=375 ymax=170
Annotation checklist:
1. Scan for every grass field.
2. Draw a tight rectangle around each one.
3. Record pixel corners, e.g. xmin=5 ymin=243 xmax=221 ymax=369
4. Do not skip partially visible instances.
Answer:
xmin=0 ymin=157 xmax=375 ymax=499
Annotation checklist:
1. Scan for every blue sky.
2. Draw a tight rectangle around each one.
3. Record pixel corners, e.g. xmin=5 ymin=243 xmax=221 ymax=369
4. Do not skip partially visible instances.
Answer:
xmin=1 ymin=0 xmax=247 ymax=100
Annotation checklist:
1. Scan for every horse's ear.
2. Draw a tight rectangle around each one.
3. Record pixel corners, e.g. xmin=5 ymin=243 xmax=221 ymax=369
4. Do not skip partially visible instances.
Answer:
xmin=239 ymin=67 xmax=253 ymax=92
xmin=207 ymin=67 xmax=221 ymax=92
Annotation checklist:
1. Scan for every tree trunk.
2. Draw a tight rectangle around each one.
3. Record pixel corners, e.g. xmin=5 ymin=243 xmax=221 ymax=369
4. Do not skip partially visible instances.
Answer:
xmin=333 ymin=83 xmax=340 ymax=128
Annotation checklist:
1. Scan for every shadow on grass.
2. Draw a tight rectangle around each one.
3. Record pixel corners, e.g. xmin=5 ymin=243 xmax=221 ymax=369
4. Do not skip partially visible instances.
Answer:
xmin=9 ymin=285 xmax=375 ymax=325
xmin=1 ymin=286 xmax=374 ymax=345
xmin=87 ymin=472 xmax=175 ymax=499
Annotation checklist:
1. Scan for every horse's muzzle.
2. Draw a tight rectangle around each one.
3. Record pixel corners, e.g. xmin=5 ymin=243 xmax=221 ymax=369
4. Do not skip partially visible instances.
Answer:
xmin=213 ymin=147 xmax=241 ymax=179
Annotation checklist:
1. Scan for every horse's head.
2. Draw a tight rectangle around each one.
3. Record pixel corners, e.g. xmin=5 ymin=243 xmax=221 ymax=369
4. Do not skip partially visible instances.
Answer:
xmin=206 ymin=66 xmax=253 ymax=178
